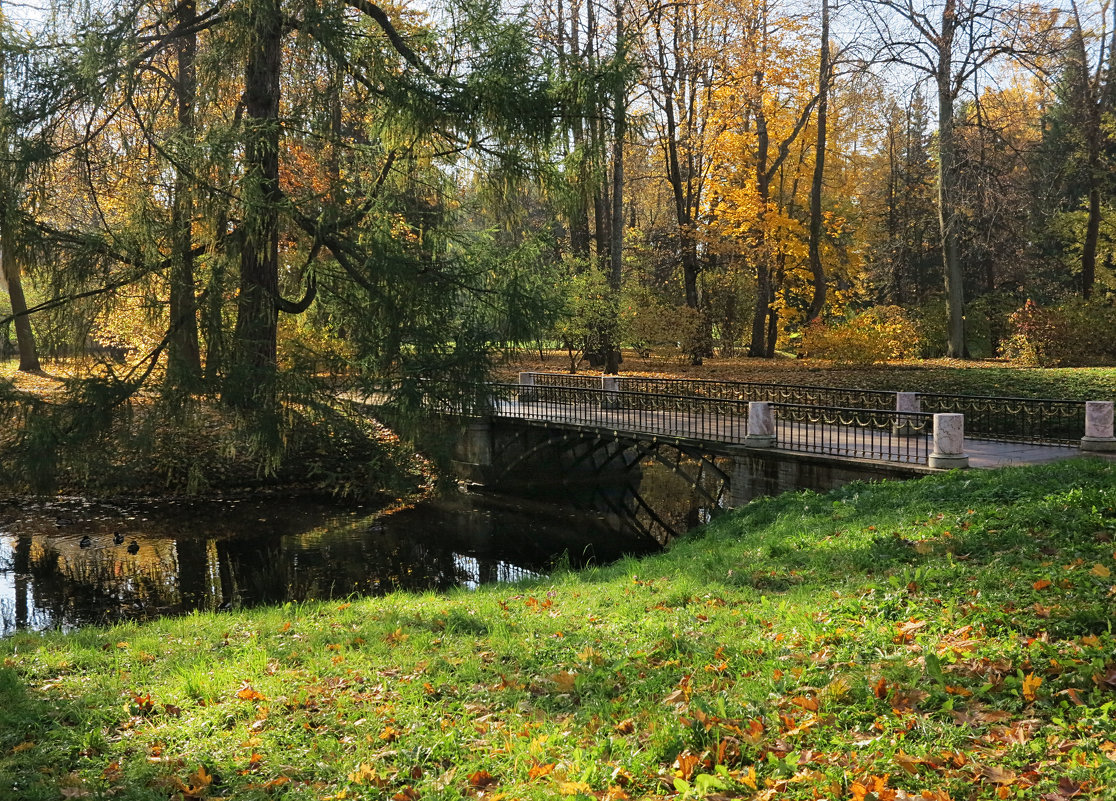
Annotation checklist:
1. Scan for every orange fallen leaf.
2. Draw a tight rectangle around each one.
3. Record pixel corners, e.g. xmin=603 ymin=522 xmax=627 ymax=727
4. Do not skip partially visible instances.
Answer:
xmin=1033 ymin=579 xmax=1052 ymax=590
xmin=674 ymin=753 xmax=700 ymax=780
xmin=468 ymin=769 xmax=497 ymax=790
xmin=790 ymin=695 xmax=819 ymax=712
xmin=236 ymin=683 xmax=266 ymax=701
xmin=527 ymin=762 xmax=555 ymax=781
xmin=1022 ymin=672 xmax=1042 ymax=702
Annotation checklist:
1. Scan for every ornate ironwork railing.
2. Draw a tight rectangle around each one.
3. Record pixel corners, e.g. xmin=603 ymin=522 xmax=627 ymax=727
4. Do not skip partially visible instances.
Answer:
xmin=919 ymin=393 xmax=1083 ymax=446
xmin=518 ymin=373 xmax=1089 ymax=446
xmin=488 ymin=383 xmax=751 ymax=446
xmin=487 ymin=384 xmax=933 ymax=465
xmin=772 ymin=403 xmax=933 ymax=464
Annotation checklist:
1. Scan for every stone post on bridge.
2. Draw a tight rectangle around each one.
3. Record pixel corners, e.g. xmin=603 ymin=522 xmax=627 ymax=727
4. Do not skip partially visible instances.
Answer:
xmin=745 ymin=401 xmax=776 ymax=447
xmin=928 ymin=413 xmax=969 ymax=469
xmin=518 ymin=372 xmax=537 ymax=403
xmin=894 ymin=392 xmax=920 ymax=436
xmin=1081 ymin=401 xmax=1116 ymax=452
xmin=601 ymin=375 xmax=621 ymax=410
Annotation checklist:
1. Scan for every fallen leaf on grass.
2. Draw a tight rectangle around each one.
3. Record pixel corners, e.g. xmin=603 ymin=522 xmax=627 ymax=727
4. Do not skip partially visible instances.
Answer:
xmin=674 ymin=753 xmax=700 ymax=780
xmin=551 ymin=671 xmax=578 ymax=692
xmin=895 ymin=619 xmax=928 ymax=642
xmin=790 ymin=695 xmax=819 ymax=712
xmin=527 ymin=763 xmax=555 ymax=781
xmin=1033 ymin=579 xmax=1052 ymax=590
xmin=977 ymin=764 xmax=1017 ymax=785
xmin=1091 ymin=563 xmax=1111 ymax=579
xmin=348 ymin=764 xmax=388 ymax=787
xmin=468 ymin=769 xmax=497 ymax=790
xmin=236 ymin=683 xmax=265 ymax=701
xmin=558 ymin=780 xmax=592 ymax=796
xmin=1023 ymin=672 xmax=1042 ymax=702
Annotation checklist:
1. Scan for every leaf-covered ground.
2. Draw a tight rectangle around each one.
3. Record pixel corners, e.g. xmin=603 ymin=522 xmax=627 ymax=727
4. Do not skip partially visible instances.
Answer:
xmin=3 ymin=459 xmax=1116 ymax=800
xmin=495 ymin=351 xmax=1116 ymax=402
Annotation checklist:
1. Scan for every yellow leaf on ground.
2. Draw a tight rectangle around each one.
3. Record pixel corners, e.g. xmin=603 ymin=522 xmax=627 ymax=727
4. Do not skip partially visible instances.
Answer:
xmin=559 ymin=780 xmax=592 ymax=795
xmin=551 ymin=671 xmax=578 ymax=692
xmin=1091 ymin=563 xmax=1111 ymax=578
xmin=1022 ymin=672 xmax=1042 ymax=702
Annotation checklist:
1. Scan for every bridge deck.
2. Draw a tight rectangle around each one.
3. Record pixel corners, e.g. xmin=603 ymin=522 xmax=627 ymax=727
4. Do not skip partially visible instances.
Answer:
xmin=491 ymin=398 xmax=1090 ymax=470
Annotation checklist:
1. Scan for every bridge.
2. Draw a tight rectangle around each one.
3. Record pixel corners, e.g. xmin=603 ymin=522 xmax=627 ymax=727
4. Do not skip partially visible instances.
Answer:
xmin=450 ymin=373 xmax=1116 ymax=543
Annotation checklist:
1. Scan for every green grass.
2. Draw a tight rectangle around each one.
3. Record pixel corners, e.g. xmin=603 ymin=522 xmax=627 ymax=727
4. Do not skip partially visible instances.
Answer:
xmin=4 ymin=460 xmax=1116 ymax=800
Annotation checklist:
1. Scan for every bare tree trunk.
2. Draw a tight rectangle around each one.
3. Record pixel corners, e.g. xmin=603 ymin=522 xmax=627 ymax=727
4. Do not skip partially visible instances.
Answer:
xmin=805 ymin=0 xmax=829 ymax=323
xmin=605 ymin=0 xmax=624 ymax=375
xmin=937 ymin=0 xmax=965 ymax=358
xmin=0 ymin=0 xmax=39 ymax=373
xmin=748 ymin=99 xmax=772 ymax=357
xmin=1083 ymin=186 xmax=1099 ymax=298
xmin=567 ymin=0 xmax=592 ymax=260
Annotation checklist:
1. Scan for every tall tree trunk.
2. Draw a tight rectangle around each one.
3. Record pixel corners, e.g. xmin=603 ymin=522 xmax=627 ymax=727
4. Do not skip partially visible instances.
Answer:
xmin=0 ymin=1 xmax=39 ymax=373
xmin=748 ymin=100 xmax=772 ymax=357
xmin=1083 ymin=186 xmax=1100 ymax=298
xmin=229 ymin=0 xmax=283 ymax=405
xmin=167 ymin=0 xmax=202 ymax=387
xmin=604 ymin=0 xmax=624 ymax=375
xmin=805 ymin=0 xmax=829 ymax=323
xmin=567 ymin=0 xmax=592 ymax=260
xmin=937 ymin=0 xmax=965 ymax=358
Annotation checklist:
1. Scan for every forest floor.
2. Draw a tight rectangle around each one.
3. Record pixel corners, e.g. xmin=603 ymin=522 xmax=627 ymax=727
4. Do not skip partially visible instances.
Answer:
xmin=3 ymin=458 xmax=1115 ymax=800
xmin=493 ymin=350 xmax=1116 ymax=401
xmin=6 ymin=353 xmax=1116 ymax=401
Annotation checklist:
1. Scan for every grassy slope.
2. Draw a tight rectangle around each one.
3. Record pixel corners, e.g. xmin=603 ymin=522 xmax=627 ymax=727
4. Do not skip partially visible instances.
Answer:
xmin=3 ymin=460 xmax=1116 ymax=801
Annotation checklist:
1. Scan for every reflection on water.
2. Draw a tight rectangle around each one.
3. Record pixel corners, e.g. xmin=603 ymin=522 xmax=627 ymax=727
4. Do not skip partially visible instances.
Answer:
xmin=0 ymin=449 xmax=728 ymax=634
xmin=0 ymin=492 xmax=659 ymax=634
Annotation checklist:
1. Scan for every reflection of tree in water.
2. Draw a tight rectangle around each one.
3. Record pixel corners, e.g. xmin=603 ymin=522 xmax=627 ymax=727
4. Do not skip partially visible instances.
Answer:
xmin=0 ymin=489 xmax=668 ymax=633
xmin=215 ymin=531 xmax=470 ymax=606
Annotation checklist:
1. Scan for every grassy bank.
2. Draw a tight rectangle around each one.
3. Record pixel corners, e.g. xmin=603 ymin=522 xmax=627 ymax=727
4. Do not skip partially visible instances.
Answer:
xmin=3 ymin=460 xmax=1116 ymax=800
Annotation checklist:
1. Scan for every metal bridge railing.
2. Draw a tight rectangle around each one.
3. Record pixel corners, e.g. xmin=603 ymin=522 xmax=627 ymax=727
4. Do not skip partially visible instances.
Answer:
xmin=518 ymin=372 xmax=1091 ymax=446
xmin=489 ymin=383 xmax=935 ymax=465
xmin=772 ymin=402 xmax=933 ymax=464
xmin=919 ymin=393 xmax=1083 ymax=446
xmin=489 ymin=382 xmax=751 ymax=446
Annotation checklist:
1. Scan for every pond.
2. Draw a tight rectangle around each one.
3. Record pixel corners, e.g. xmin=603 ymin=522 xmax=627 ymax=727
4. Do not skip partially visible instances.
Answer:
xmin=0 ymin=453 xmax=730 ymax=634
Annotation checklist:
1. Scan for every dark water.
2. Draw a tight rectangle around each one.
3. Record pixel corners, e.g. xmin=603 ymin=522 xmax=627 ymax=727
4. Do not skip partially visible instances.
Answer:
xmin=0 ymin=454 xmax=728 ymax=634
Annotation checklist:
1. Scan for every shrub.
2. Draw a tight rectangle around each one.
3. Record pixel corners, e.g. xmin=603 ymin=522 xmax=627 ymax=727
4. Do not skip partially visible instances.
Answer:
xmin=1003 ymin=298 xmax=1116 ymax=366
xmin=801 ymin=306 xmax=922 ymax=364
